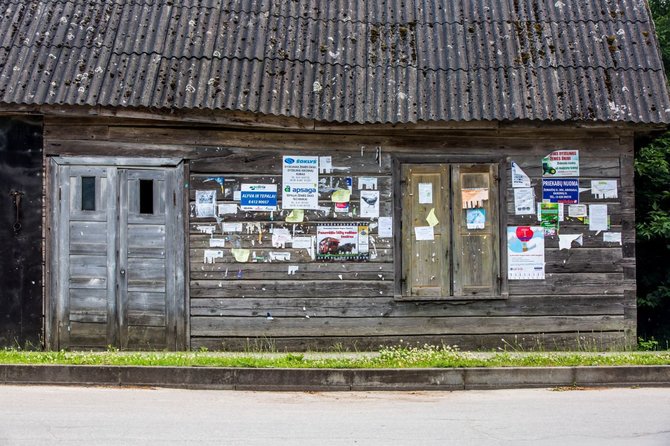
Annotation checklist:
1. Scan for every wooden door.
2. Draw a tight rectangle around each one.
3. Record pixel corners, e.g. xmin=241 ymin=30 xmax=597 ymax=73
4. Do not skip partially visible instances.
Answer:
xmin=51 ymin=162 xmax=183 ymax=350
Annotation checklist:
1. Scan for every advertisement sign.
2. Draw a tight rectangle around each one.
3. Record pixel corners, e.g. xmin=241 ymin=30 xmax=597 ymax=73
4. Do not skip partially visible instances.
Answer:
xmin=240 ymin=184 xmax=277 ymax=211
xmin=316 ymin=224 xmax=369 ymax=260
xmin=282 ymin=156 xmax=319 ymax=209
xmin=542 ymin=178 xmax=579 ymax=204
xmin=542 ymin=150 xmax=579 ymax=177
xmin=507 ymin=226 xmax=545 ymax=280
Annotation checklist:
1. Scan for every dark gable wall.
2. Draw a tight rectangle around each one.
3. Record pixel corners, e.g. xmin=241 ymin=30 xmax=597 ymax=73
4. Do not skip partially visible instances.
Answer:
xmin=0 ymin=116 xmax=43 ymax=347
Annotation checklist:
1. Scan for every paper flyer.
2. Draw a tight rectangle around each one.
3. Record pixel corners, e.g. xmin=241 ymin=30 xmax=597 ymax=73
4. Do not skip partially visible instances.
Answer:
xmin=462 ymin=188 xmax=489 ymax=209
xmin=507 ymin=226 xmax=545 ymax=280
xmin=466 ymin=208 xmax=486 ymax=229
xmin=603 ymin=232 xmax=622 ymax=244
xmin=378 ymin=216 xmax=393 ymax=238
xmin=282 ymin=156 xmax=319 ymax=209
xmin=542 ymin=150 xmax=579 ymax=177
xmin=195 ymin=190 xmax=216 ymax=218
xmin=589 ymin=204 xmax=609 ymax=231
xmin=540 ymin=202 xmax=559 ymax=236
xmin=240 ymin=184 xmax=277 ymax=211
xmin=514 ymin=188 xmax=535 ymax=215
xmin=360 ymin=190 xmax=380 ymax=218
xmin=358 ymin=177 xmax=378 ymax=190
xmin=426 ymin=208 xmax=439 ymax=227
xmin=511 ymin=161 xmax=531 ymax=188
xmin=316 ymin=224 xmax=369 ymax=260
xmin=591 ymin=180 xmax=618 ymax=199
xmin=414 ymin=226 xmax=434 ymax=241
xmin=418 ymin=183 xmax=433 ymax=204
xmin=558 ymin=234 xmax=583 ymax=250
xmin=568 ymin=204 xmax=588 ymax=218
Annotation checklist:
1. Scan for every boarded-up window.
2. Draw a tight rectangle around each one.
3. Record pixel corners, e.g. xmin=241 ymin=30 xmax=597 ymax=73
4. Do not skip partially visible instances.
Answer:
xmin=401 ymin=163 xmax=500 ymax=298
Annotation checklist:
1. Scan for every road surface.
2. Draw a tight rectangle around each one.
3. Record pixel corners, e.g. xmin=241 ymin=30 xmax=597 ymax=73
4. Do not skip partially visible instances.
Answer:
xmin=1 ymin=385 xmax=669 ymax=445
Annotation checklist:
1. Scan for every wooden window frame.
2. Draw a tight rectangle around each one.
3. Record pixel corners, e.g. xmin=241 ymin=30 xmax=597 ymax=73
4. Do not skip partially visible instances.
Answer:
xmin=393 ymin=155 xmax=509 ymax=301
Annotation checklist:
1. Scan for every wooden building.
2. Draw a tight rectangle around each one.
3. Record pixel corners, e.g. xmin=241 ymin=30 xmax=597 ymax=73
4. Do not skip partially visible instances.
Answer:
xmin=1 ymin=0 xmax=669 ymax=350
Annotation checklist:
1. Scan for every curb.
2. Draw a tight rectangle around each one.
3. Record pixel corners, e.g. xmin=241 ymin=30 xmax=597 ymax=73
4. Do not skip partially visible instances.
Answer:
xmin=2 ymin=365 xmax=670 ymax=391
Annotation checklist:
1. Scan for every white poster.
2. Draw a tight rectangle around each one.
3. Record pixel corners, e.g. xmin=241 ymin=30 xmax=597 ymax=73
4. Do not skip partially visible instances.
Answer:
xmin=511 ymin=162 xmax=531 ymax=188
xmin=589 ymin=204 xmax=609 ymax=231
xmin=218 ymin=203 xmax=238 ymax=215
xmin=414 ymin=226 xmax=434 ymax=241
xmin=360 ymin=190 xmax=380 ymax=218
xmin=514 ymin=188 xmax=535 ymax=215
xmin=507 ymin=226 xmax=545 ymax=280
xmin=418 ymin=183 xmax=433 ymax=204
xmin=195 ymin=190 xmax=216 ymax=218
xmin=568 ymin=204 xmax=588 ymax=218
xmin=282 ymin=156 xmax=319 ymax=209
xmin=378 ymin=216 xmax=393 ymax=238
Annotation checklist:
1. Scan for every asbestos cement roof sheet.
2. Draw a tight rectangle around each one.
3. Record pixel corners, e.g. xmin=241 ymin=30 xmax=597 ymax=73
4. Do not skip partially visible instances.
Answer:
xmin=0 ymin=0 xmax=668 ymax=124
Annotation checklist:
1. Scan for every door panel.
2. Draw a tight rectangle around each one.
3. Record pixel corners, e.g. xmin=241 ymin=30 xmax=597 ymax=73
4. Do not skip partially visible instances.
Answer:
xmin=53 ymin=162 xmax=182 ymax=350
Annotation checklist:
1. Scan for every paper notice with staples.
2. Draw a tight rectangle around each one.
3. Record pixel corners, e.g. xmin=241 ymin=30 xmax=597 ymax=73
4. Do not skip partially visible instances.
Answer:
xmin=358 ymin=177 xmax=378 ymax=190
xmin=514 ymin=188 xmax=535 ymax=215
xmin=414 ymin=226 xmax=434 ymax=241
xmin=512 ymin=162 xmax=531 ymax=188
xmin=591 ymin=180 xmax=618 ymax=199
xmin=589 ymin=204 xmax=609 ymax=231
xmin=418 ymin=183 xmax=432 ymax=204
xmin=378 ymin=216 xmax=393 ymax=238
xmin=568 ymin=204 xmax=588 ymax=218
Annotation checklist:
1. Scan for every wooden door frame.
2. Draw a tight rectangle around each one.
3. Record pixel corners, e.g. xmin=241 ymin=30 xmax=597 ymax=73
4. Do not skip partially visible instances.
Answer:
xmin=392 ymin=154 xmax=509 ymax=301
xmin=46 ymin=156 xmax=186 ymax=350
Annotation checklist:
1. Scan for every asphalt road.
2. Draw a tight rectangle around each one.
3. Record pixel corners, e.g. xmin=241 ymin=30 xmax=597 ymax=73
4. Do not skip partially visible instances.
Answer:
xmin=1 ymin=385 xmax=669 ymax=445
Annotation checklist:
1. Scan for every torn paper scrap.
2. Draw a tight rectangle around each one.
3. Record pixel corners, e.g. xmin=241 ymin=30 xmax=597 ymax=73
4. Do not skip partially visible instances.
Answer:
xmin=218 ymin=203 xmax=238 ymax=215
xmin=418 ymin=183 xmax=433 ymax=204
xmin=334 ymin=202 xmax=349 ymax=213
xmin=426 ymin=208 xmax=439 ymax=227
xmin=269 ymin=252 xmax=291 ymax=261
xmin=462 ymin=188 xmax=489 ymax=209
xmin=558 ymin=233 xmax=583 ymax=250
xmin=287 ymin=265 xmax=299 ymax=275
xmin=414 ymin=226 xmax=434 ymax=241
xmin=292 ymin=236 xmax=313 ymax=249
xmin=331 ymin=189 xmax=351 ymax=203
xmin=511 ymin=161 xmax=531 ymax=188
xmin=568 ymin=204 xmax=588 ymax=218
xmin=233 ymin=191 xmax=241 ymax=201
xmin=358 ymin=177 xmax=378 ymax=190
xmin=196 ymin=225 xmax=216 ymax=235
xmin=231 ymin=248 xmax=250 ymax=262
xmin=514 ymin=188 xmax=535 ymax=215
xmin=209 ymin=238 xmax=225 ymax=248
xmin=271 ymin=228 xmax=292 ymax=248
xmin=378 ymin=216 xmax=393 ymax=238
xmin=221 ymin=222 xmax=243 ymax=233
xmin=319 ymin=156 xmax=332 ymax=174
xmin=589 ymin=204 xmax=609 ymax=231
xmin=591 ymin=180 xmax=618 ymax=199
xmin=204 ymin=250 xmax=224 ymax=264
xmin=603 ymin=232 xmax=622 ymax=245
xmin=285 ymin=209 xmax=305 ymax=223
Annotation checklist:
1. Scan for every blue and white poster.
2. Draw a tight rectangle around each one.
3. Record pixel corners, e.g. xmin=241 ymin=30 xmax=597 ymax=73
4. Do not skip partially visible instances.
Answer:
xmin=542 ymin=178 xmax=579 ymax=204
xmin=240 ymin=184 xmax=277 ymax=211
xmin=282 ymin=156 xmax=319 ymax=209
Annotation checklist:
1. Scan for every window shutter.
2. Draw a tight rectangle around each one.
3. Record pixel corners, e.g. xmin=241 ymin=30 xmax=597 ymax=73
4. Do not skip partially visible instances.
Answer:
xmin=401 ymin=164 xmax=450 ymax=297
xmin=451 ymin=164 xmax=500 ymax=297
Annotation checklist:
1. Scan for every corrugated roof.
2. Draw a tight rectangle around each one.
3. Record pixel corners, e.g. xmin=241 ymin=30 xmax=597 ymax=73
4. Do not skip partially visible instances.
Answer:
xmin=0 ymin=0 xmax=669 ymax=124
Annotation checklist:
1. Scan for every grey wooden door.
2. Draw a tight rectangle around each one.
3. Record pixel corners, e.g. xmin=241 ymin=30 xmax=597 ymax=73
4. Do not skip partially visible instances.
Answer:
xmin=51 ymin=161 xmax=184 ymax=350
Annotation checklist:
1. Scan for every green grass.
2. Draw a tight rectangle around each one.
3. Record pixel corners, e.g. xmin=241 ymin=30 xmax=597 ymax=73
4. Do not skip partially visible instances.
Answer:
xmin=1 ymin=345 xmax=670 ymax=369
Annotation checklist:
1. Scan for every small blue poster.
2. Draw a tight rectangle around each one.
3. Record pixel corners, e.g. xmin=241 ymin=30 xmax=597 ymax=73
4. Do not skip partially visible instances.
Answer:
xmin=542 ymin=178 xmax=579 ymax=204
xmin=240 ymin=184 xmax=278 ymax=211
xmin=466 ymin=208 xmax=486 ymax=229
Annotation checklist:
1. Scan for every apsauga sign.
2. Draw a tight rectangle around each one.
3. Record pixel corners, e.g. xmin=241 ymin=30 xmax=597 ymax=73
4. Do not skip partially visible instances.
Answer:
xmin=282 ymin=156 xmax=319 ymax=209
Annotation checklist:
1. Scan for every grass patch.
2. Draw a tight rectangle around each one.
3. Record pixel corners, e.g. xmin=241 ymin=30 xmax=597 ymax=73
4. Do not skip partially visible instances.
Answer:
xmin=1 ymin=345 xmax=670 ymax=369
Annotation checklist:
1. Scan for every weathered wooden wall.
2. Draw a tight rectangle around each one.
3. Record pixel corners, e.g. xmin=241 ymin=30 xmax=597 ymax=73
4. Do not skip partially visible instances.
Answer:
xmin=43 ymin=114 xmax=637 ymax=351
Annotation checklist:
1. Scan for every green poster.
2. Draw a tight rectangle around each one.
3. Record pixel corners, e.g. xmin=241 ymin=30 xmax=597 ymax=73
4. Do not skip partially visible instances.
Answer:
xmin=540 ymin=202 xmax=559 ymax=236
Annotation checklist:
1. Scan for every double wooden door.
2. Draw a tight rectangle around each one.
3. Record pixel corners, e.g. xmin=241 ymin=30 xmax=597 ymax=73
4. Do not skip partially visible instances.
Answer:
xmin=50 ymin=159 xmax=184 ymax=350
